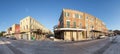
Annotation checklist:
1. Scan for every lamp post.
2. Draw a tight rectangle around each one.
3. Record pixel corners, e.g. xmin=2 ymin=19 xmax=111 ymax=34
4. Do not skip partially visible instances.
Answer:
xmin=92 ymin=26 xmax=94 ymax=40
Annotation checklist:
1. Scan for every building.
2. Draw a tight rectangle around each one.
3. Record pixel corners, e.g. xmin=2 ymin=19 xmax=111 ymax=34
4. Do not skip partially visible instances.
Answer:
xmin=108 ymin=30 xmax=115 ymax=36
xmin=0 ymin=31 xmax=6 ymax=36
xmin=6 ymin=27 xmax=12 ymax=37
xmin=20 ymin=16 xmax=51 ymax=40
xmin=11 ymin=24 xmax=20 ymax=39
xmin=54 ymin=9 xmax=108 ymax=41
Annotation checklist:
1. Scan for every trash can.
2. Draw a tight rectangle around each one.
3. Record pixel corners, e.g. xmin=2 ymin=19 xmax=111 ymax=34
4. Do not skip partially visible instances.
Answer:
xmin=31 ymin=36 xmax=35 ymax=40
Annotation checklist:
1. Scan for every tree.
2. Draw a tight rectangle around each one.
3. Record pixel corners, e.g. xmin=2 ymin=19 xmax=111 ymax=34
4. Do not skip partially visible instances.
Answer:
xmin=113 ymin=30 xmax=120 ymax=35
xmin=0 ymin=31 xmax=6 ymax=37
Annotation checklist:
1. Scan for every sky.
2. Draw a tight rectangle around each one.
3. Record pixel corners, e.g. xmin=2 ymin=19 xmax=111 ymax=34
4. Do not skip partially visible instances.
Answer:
xmin=0 ymin=0 xmax=120 ymax=32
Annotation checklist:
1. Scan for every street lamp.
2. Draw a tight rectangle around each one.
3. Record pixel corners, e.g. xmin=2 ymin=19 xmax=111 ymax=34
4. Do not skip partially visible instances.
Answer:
xmin=92 ymin=26 xmax=94 ymax=40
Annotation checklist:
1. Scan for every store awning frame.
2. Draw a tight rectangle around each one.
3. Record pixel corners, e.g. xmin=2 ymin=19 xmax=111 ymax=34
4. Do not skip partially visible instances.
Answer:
xmin=54 ymin=28 xmax=86 ymax=31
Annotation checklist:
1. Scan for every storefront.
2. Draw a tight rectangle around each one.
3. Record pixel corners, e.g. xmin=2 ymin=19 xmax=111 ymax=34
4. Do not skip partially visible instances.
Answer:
xmin=54 ymin=28 xmax=86 ymax=41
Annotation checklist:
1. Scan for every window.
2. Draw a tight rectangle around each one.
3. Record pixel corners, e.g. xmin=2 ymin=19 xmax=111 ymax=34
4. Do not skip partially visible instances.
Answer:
xmin=86 ymin=23 xmax=88 ymax=27
xmin=79 ymin=15 xmax=82 ymax=19
xmin=30 ymin=25 xmax=32 ymax=29
xmin=60 ymin=22 xmax=63 ymax=27
xmin=67 ymin=21 xmax=70 ymax=28
xmin=75 ymin=14 xmax=79 ymax=18
xmin=73 ymin=22 xmax=76 ymax=28
xmin=91 ymin=25 xmax=94 ymax=29
xmin=74 ymin=14 xmax=82 ymax=19
xmin=26 ymin=25 xmax=28 ymax=29
xmin=21 ymin=22 xmax=22 ymax=25
xmin=86 ymin=24 xmax=88 ymax=29
xmin=24 ymin=26 xmax=25 ymax=30
xmin=65 ymin=12 xmax=69 ymax=17
xmin=33 ymin=20 xmax=34 ymax=24
xmin=86 ymin=16 xmax=88 ymax=20
xmin=91 ymin=18 xmax=94 ymax=22
xmin=92 ymin=18 xmax=94 ymax=21
xmin=80 ymin=23 xmax=82 ymax=28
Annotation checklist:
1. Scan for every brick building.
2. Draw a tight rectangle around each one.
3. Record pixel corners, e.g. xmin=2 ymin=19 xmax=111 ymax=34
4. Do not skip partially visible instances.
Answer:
xmin=54 ymin=9 xmax=108 ymax=41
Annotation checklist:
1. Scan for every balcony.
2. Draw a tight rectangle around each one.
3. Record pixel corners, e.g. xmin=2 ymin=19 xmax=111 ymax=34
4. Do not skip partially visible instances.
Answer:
xmin=54 ymin=25 xmax=86 ymax=31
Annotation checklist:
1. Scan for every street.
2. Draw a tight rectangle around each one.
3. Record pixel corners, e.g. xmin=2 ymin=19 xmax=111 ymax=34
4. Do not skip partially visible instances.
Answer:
xmin=103 ymin=35 xmax=120 ymax=54
xmin=0 ymin=36 xmax=118 ymax=54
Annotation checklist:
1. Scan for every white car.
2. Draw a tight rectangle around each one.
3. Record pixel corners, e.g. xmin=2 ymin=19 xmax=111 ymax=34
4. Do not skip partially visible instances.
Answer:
xmin=100 ymin=36 xmax=106 ymax=39
xmin=50 ymin=36 xmax=54 ymax=39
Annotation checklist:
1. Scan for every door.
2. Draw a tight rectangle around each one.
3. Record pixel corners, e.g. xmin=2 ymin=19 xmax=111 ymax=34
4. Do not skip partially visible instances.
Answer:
xmin=72 ymin=32 xmax=77 ymax=41
xmin=78 ymin=32 xmax=83 ymax=40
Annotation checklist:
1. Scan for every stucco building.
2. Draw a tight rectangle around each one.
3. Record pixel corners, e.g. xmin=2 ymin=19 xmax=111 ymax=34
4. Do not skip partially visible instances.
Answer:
xmin=11 ymin=24 xmax=20 ymax=39
xmin=20 ymin=16 xmax=51 ymax=40
xmin=54 ymin=9 xmax=108 ymax=41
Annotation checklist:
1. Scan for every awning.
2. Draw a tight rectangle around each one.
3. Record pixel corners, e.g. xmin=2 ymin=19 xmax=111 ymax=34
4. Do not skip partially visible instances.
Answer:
xmin=90 ymin=30 xmax=102 ymax=32
xmin=54 ymin=28 xmax=86 ymax=31
xmin=20 ymin=32 xmax=26 ymax=34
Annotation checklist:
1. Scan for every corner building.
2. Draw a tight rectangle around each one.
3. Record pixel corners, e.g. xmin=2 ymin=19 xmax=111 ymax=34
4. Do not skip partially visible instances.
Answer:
xmin=20 ymin=16 xmax=51 ymax=40
xmin=54 ymin=9 xmax=108 ymax=41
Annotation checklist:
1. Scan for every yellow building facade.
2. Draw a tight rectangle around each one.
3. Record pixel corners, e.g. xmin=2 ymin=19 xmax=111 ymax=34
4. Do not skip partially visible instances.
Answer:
xmin=20 ymin=16 xmax=51 ymax=40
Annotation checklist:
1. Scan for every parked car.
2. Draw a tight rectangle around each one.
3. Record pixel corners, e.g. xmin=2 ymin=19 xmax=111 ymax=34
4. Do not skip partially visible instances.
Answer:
xmin=100 ymin=36 xmax=106 ymax=39
xmin=50 ymin=36 xmax=54 ymax=39
xmin=6 ymin=36 xmax=9 ymax=38
xmin=9 ymin=36 xmax=17 ymax=40
xmin=97 ymin=35 xmax=106 ymax=39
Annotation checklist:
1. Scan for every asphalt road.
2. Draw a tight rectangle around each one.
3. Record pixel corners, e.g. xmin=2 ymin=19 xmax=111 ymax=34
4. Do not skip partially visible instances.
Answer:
xmin=0 ymin=37 xmax=111 ymax=54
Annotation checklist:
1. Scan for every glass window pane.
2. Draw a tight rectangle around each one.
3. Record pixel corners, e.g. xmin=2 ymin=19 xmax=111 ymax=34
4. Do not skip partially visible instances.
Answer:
xmin=73 ymin=22 xmax=76 ymax=28
xmin=67 ymin=21 xmax=70 ymax=28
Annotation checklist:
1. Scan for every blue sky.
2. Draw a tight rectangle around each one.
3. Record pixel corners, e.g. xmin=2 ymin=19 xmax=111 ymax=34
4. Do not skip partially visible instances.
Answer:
xmin=0 ymin=0 xmax=120 ymax=32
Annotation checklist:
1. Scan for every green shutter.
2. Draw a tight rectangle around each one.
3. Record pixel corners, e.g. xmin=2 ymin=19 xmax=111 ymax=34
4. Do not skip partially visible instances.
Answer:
xmin=73 ymin=22 xmax=76 ymax=28
xmin=67 ymin=21 xmax=70 ymax=28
